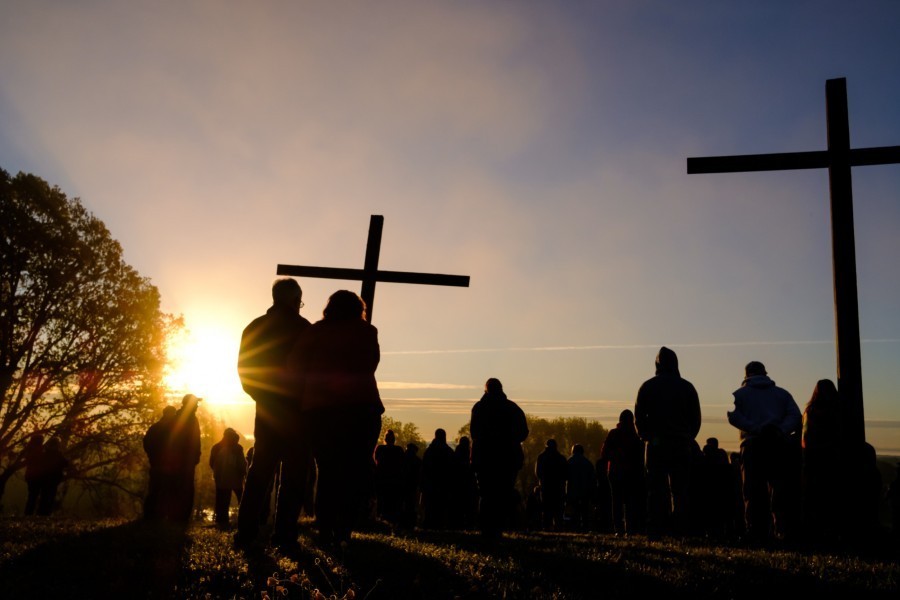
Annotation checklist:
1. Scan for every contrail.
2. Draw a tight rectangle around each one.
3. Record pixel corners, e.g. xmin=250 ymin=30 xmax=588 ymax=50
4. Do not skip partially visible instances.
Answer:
xmin=383 ymin=338 xmax=900 ymax=356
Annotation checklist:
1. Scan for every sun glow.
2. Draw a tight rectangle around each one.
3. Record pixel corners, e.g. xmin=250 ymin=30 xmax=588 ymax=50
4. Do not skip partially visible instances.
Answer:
xmin=165 ymin=323 xmax=248 ymax=407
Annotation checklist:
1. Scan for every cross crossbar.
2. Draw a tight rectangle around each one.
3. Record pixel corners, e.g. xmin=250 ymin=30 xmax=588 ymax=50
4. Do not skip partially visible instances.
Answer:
xmin=277 ymin=215 xmax=470 ymax=323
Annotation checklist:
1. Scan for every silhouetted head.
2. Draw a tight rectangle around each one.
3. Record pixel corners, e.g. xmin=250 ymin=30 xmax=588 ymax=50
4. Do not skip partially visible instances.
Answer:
xmin=28 ymin=433 xmax=44 ymax=446
xmin=655 ymin=346 xmax=680 ymax=376
xmin=808 ymin=379 xmax=839 ymax=409
xmin=572 ymin=444 xmax=584 ymax=456
xmin=705 ymin=437 xmax=718 ymax=449
xmin=618 ymin=409 xmax=635 ymax=425
xmin=744 ymin=361 xmax=767 ymax=378
xmin=323 ymin=290 xmax=367 ymax=321
xmin=272 ymin=278 xmax=302 ymax=312
xmin=546 ymin=439 xmax=557 ymax=450
xmin=182 ymin=394 xmax=201 ymax=411
xmin=457 ymin=436 xmax=470 ymax=451
xmin=406 ymin=443 xmax=419 ymax=455
xmin=224 ymin=428 xmax=239 ymax=443
xmin=385 ymin=429 xmax=396 ymax=445
xmin=162 ymin=405 xmax=177 ymax=419
xmin=46 ymin=437 xmax=62 ymax=451
xmin=434 ymin=428 xmax=447 ymax=443
xmin=485 ymin=378 xmax=503 ymax=394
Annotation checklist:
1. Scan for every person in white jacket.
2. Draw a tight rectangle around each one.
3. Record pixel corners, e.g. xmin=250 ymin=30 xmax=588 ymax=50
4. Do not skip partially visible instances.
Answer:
xmin=728 ymin=361 xmax=802 ymax=543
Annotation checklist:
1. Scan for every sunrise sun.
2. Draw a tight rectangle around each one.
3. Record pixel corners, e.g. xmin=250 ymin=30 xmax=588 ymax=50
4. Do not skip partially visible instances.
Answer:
xmin=165 ymin=323 xmax=245 ymax=406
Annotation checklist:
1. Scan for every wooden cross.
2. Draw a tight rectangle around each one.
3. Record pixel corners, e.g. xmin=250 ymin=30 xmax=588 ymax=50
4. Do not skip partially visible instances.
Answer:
xmin=688 ymin=78 xmax=900 ymax=444
xmin=277 ymin=215 xmax=470 ymax=323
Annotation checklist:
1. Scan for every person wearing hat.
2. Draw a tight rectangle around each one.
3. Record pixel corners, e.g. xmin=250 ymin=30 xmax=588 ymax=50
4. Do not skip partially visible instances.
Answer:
xmin=236 ymin=277 xmax=311 ymax=547
xmin=727 ymin=361 xmax=801 ymax=543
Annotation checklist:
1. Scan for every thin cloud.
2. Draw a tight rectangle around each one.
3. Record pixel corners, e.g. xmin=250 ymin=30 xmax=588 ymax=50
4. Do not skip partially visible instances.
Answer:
xmin=384 ymin=338 xmax=900 ymax=355
xmin=379 ymin=381 xmax=480 ymax=390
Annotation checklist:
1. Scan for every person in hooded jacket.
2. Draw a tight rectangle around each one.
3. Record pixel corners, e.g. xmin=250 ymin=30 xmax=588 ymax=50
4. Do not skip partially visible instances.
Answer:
xmin=727 ymin=361 xmax=801 ymax=543
xmin=634 ymin=346 xmax=701 ymax=536
xmin=470 ymin=378 xmax=529 ymax=538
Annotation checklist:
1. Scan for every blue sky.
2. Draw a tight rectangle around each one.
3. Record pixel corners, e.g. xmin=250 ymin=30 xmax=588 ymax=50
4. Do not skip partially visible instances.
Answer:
xmin=2 ymin=1 xmax=899 ymax=453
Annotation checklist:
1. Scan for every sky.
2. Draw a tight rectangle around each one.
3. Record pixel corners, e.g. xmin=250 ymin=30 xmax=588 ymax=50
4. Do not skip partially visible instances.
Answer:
xmin=2 ymin=1 xmax=899 ymax=454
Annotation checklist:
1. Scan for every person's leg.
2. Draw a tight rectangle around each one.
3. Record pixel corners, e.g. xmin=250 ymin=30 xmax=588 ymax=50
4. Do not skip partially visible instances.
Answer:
xmin=645 ymin=444 xmax=672 ymax=536
xmin=741 ymin=439 xmax=771 ymax=542
xmin=273 ymin=432 xmax=312 ymax=544
xmin=236 ymin=419 xmax=280 ymax=542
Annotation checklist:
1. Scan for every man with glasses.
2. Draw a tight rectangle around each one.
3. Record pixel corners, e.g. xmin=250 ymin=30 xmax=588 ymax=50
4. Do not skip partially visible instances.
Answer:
xmin=235 ymin=278 xmax=311 ymax=547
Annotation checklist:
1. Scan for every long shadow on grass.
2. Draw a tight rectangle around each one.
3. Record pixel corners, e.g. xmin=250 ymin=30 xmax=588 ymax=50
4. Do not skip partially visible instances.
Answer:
xmin=0 ymin=518 xmax=188 ymax=598
xmin=345 ymin=530 xmax=898 ymax=599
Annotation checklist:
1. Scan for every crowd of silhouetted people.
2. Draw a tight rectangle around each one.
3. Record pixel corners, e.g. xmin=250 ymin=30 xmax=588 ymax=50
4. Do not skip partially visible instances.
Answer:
xmin=21 ymin=278 xmax=895 ymax=552
xmin=133 ymin=280 xmax=894 ymax=550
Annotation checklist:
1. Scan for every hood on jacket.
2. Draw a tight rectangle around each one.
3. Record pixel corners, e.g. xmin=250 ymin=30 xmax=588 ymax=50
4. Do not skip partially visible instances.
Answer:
xmin=741 ymin=374 xmax=776 ymax=389
xmin=655 ymin=346 xmax=680 ymax=377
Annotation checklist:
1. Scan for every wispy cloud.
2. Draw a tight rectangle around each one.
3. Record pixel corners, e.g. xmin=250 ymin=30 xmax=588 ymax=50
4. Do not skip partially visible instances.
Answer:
xmin=384 ymin=339 xmax=900 ymax=355
xmin=379 ymin=381 xmax=480 ymax=390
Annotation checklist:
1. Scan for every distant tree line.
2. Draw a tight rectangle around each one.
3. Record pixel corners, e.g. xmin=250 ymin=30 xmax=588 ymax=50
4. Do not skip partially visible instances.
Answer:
xmin=457 ymin=415 xmax=608 ymax=497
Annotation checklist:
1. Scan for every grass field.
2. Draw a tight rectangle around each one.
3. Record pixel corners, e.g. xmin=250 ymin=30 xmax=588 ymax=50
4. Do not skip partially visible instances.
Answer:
xmin=1 ymin=517 xmax=897 ymax=599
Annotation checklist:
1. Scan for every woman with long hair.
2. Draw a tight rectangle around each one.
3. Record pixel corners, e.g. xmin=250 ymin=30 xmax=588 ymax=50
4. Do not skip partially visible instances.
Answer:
xmin=290 ymin=290 xmax=384 ymax=546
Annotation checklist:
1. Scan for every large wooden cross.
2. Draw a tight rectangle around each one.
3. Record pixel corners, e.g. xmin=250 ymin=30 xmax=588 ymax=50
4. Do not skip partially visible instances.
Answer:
xmin=277 ymin=215 xmax=470 ymax=323
xmin=688 ymin=78 xmax=900 ymax=444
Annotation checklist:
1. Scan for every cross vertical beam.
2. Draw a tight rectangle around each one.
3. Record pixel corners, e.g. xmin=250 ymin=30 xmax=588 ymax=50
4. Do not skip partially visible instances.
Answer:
xmin=361 ymin=215 xmax=384 ymax=321
xmin=826 ymin=79 xmax=864 ymax=442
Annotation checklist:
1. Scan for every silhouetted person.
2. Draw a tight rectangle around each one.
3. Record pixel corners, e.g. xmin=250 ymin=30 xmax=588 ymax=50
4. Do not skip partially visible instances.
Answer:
xmin=536 ymin=439 xmax=568 ymax=530
xmin=374 ymin=429 xmax=405 ymax=525
xmin=801 ymin=379 xmax=847 ymax=542
xmin=727 ymin=361 xmax=801 ymax=543
xmin=422 ymin=428 xmax=455 ymax=529
xmin=450 ymin=436 xmax=479 ymax=529
xmin=143 ymin=406 xmax=178 ymax=520
xmin=594 ymin=457 xmax=614 ymax=533
xmin=401 ymin=443 xmax=422 ymax=529
xmin=210 ymin=428 xmax=247 ymax=527
xmin=888 ymin=462 xmax=900 ymax=540
xmin=600 ymin=409 xmax=646 ymax=536
xmin=700 ymin=437 xmax=731 ymax=539
xmin=236 ymin=278 xmax=311 ymax=546
xmin=635 ymin=347 xmax=701 ymax=537
xmin=171 ymin=394 xmax=202 ymax=523
xmin=470 ymin=378 xmax=529 ymax=538
xmin=22 ymin=434 xmax=45 ymax=516
xmin=34 ymin=437 xmax=68 ymax=515
xmin=289 ymin=290 xmax=384 ymax=547
xmin=567 ymin=444 xmax=595 ymax=531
